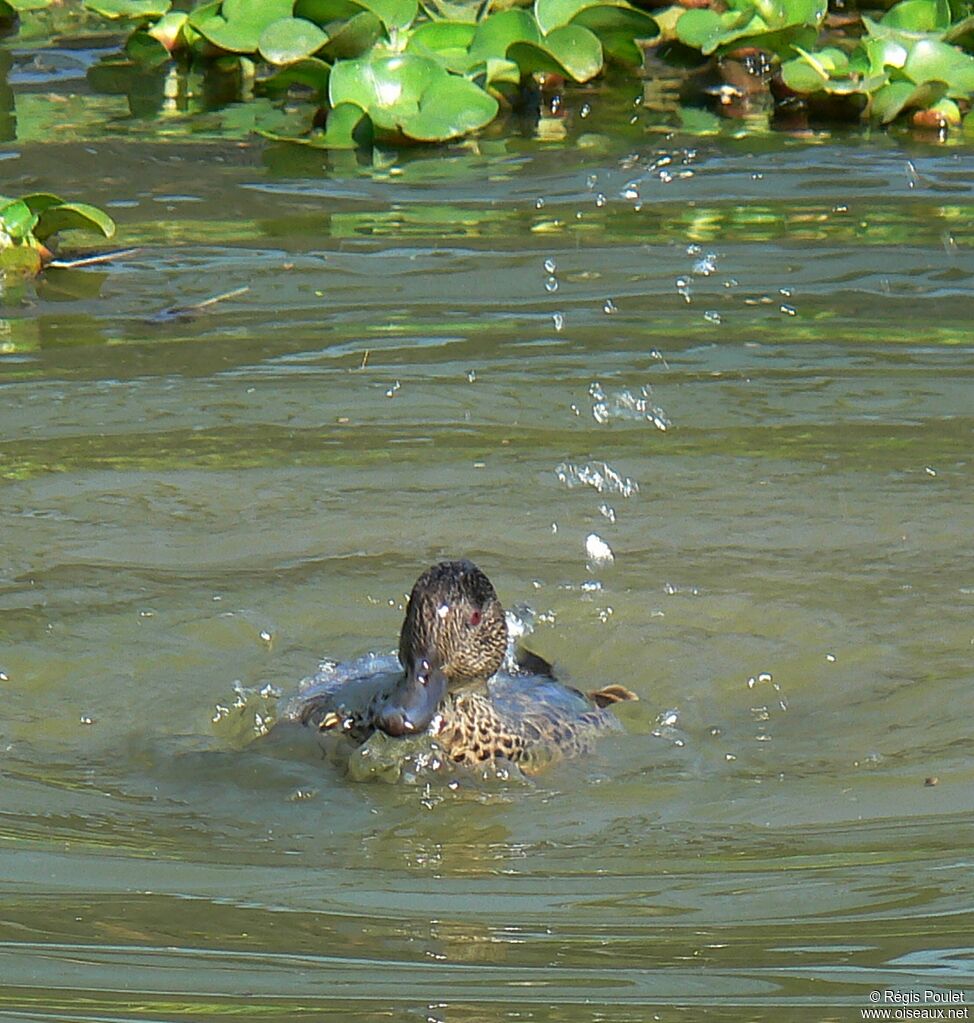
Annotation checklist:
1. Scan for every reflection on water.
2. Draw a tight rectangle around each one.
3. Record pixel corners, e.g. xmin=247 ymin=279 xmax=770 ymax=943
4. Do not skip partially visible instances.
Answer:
xmin=1 ymin=22 xmax=973 ymax=1023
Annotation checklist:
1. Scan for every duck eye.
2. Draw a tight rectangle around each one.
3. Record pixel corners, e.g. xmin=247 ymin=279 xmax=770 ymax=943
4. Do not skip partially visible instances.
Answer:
xmin=468 ymin=610 xmax=482 ymax=627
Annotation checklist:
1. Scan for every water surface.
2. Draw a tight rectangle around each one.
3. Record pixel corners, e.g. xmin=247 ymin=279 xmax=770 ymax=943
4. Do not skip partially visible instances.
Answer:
xmin=1 ymin=28 xmax=973 ymax=1023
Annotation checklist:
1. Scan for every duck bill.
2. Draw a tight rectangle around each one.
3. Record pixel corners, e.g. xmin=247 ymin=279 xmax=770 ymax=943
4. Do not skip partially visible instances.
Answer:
xmin=374 ymin=656 xmax=448 ymax=737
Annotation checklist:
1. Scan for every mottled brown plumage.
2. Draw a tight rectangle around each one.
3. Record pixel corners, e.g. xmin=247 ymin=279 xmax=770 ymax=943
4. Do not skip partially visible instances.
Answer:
xmin=292 ymin=559 xmax=636 ymax=775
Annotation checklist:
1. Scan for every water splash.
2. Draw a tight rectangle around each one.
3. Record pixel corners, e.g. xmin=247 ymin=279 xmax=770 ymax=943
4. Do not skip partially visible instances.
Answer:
xmin=555 ymin=460 xmax=639 ymax=498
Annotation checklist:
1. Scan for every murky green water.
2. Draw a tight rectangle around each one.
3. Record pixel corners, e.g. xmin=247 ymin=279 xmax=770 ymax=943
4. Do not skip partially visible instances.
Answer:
xmin=1 ymin=20 xmax=973 ymax=1023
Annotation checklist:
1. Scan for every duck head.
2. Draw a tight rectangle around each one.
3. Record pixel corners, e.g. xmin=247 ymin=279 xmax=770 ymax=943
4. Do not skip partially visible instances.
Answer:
xmin=375 ymin=560 xmax=508 ymax=737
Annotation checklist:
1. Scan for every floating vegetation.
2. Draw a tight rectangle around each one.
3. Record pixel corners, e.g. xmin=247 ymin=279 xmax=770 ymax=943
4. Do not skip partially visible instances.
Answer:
xmin=0 ymin=193 xmax=116 ymax=277
xmin=79 ymin=0 xmax=659 ymax=144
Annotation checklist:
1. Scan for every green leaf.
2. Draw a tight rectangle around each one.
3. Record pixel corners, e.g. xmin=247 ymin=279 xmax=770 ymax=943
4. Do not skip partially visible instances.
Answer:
xmin=0 ymin=199 xmax=39 ymax=242
xmin=870 ymin=78 xmax=944 ymax=121
xmin=125 ymin=27 xmax=173 ymax=66
xmin=508 ymin=24 xmax=603 ymax=81
xmin=322 ymin=100 xmax=374 ymax=146
xmin=406 ymin=21 xmax=478 ymax=72
xmin=675 ymin=8 xmax=726 ymax=53
xmin=258 ymin=17 xmax=329 ymax=64
xmin=33 ymin=203 xmax=116 ymax=242
xmin=535 ymin=0 xmax=655 ymax=36
xmin=903 ymin=37 xmax=974 ymax=94
xmin=571 ymin=5 xmax=658 ymax=65
xmin=259 ymin=55 xmax=332 ymax=98
xmin=780 ymin=52 xmax=828 ymax=92
xmin=470 ymin=9 xmax=542 ymax=62
xmin=881 ymin=0 xmax=950 ymax=33
xmin=328 ymin=53 xmax=498 ymax=141
xmin=863 ymin=35 xmax=910 ymax=73
xmin=19 ymin=192 xmax=65 ymax=214
xmin=84 ymin=0 xmax=170 ymax=17
xmin=320 ymin=10 xmax=382 ymax=60
xmin=407 ymin=73 xmax=498 ymax=140
xmin=3 ymin=0 xmax=52 ymax=11
xmin=190 ymin=0 xmax=293 ymax=54
xmin=296 ymin=0 xmax=418 ymax=30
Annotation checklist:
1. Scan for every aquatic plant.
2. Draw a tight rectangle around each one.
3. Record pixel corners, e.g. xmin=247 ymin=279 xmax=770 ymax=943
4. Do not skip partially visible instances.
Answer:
xmin=81 ymin=0 xmax=658 ymax=143
xmin=661 ymin=0 xmax=974 ymax=129
xmin=0 ymin=193 xmax=116 ymax=276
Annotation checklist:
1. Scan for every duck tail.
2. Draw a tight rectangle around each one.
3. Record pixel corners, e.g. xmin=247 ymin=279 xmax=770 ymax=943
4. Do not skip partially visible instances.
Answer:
xmin=588 ymin=684 xmax=638 ymax=708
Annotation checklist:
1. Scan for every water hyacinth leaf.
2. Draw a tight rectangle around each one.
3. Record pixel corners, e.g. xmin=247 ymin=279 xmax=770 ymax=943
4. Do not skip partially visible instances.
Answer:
xmin=297 ymin=0 xmax=417 ymax=30
xmin=295 ymin=0 xmax=363 ymax=25
xmin=675 ymin=8 xmax=726 ymax=53
xmin=881 ymin=0 xmax=950 ymax=33
xmin=420 ymin=0 xmax=481 ymax=23
xmin=125 ymin=28 xmax=172 ymax=65
xmin=260 ymin=55 xmax=331 ymax=98
xmin=258 ymin=17 xmax=329 ymax=64
xmin=320 ymin=10 xmax=382 ymax=59
xmin=747 ymin=0 xmax=822 ymax=29
xmin=484 ymin=56 xmax=521 ymax=90
xmin=870 ymin=78 xmax=943 ymax=121
xmin=84 ymin=0 xmax=170 ymax=17
xmin=33 ymin=203 xmax=116 ymax=242
xmin=904 ymin=38 xmax=974 ymax=93
xmin=780 ymin=52 xmax=828 ymax=91
xmin=571 ymin=5 xmax=658 ymax=65
xmin=470 ymin=9 xmax=542 ymax=63
xmin=0 ymin=199 xmax=38 ymax=241
xmin=330 ymin=53 xmax=431 ymax=131
xmin=407 ymin=20 xmax=477 ymax=71
xmin=191 ymin=0 xmax=293 ymax=53
xmin=864 ymin=35 xmax=909 ymax=73
xmin=19 ymin=192 xmax=65 ymax=214
xmin=508 ymin=24 xmax=603 ymax=81
xmin=329 ymin=54 xmax=497 ymax=140
xmin=322 ymin=100 xmax=374 ymax=146
xmin=535 ymin=0 xmax=655 ymax=34
xmin=408 ymin=20 xmax=477 ymax=54
xmin=148 ymin=11 xmax=190 ymax=51
xmin=944 ymin=14 xmax=974 ymax=47
xmin=405 ymin=74 xmax=498 ymax=139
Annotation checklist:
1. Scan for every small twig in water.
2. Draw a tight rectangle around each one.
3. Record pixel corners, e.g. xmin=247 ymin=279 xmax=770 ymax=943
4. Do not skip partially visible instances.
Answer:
xmin=47 ymin=247 xmax=141 ymax=269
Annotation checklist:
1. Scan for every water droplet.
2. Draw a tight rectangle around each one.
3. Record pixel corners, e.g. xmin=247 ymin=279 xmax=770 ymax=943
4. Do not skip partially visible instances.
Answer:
xmin=385 ymin=380 xmax=401 ymax=397
xmin=602 ymin=298 xmax=618 ymax=314
xmin=467 ymin=369 xmax=476 ymax=383
xmin=586 ymin=174 xmax=598 ymax=190
xmin=259 ymin=629 xmax=272 ymax=643
xmin=595 ymin=193 xmax=607 ymax=208
xmin=924 ymin=466 xmax=937 ymax=477
xmin=545 ymin=276 xmax=559 ymax=293
xmin=693 ymin=253 xmax=718 ymax=276
xmin=552 ymin=312 xmax=564 ymax=331
xmin=535 ymin=197 xmax=545 ymax=209
xmin=80 ymin=714 xmax=94 ymax=726
xmin=826 ymin=653 xmax=836 ymax=663
xmin=555 ymin=461 xmax=638 ymax=498
xmin=704 ymin=310 xmax=722 ymax=325
xmin=580 ymin=102 xmax=591 ymax=118
xmin=780 ymin=304 xmax=796 ymax=316
xmin=598 ymin=503 xmax=616 ymax=523
xmin=543 ymin=257 xmax=557 ymax=274
xmin=621 ymin=183 xmax=639 ymax=200
xmin=586 ymin=533 xmax=614 ymax=566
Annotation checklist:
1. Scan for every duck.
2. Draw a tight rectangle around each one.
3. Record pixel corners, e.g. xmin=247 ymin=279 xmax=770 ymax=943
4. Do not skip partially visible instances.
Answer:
xmin=283 ymin=559 xmax=637 ymax=776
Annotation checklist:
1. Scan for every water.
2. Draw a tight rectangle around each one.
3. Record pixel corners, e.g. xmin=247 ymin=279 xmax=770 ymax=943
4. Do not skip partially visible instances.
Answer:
xmin=1 ymin=29 xmax=973 ymax=1023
